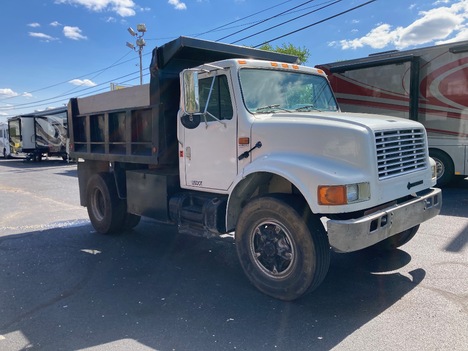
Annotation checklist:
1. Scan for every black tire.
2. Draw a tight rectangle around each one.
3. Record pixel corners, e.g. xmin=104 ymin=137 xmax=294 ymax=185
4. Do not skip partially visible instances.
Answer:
xmin=235 ymin=195 xmax=330 ymax=301
xmin=86 ymin=173 xmax=126 ymax=234
xmin=430 ymin=149 xmax=454 ymax=187
xmin=2 ymin=148 xmax=6 ymax=159
xmin=371 ymin=225 xmax=419 ymax=251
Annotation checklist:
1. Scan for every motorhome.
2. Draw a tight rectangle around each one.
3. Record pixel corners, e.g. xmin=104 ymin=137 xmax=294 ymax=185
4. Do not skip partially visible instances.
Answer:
xmin=8 ymin=107 xmax=68 ymax=161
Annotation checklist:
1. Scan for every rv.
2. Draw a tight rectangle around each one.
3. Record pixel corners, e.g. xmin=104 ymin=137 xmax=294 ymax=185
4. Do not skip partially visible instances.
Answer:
xmin=316 ymin=41 xmax=468 ymax=186
xmin=8 ymin=107 xmax=68 ymax=161
xmin=0 ymin=122 xmax=11 ymax=158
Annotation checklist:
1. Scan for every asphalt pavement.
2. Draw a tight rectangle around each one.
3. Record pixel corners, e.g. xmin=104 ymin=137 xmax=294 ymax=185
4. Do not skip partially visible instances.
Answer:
xmin=0 ymin=158 xmax=466 ymax=351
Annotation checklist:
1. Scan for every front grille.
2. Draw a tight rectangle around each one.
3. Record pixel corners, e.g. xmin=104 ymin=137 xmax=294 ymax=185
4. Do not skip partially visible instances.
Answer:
xmin=375 ymin=128 xmax=427 ymax=180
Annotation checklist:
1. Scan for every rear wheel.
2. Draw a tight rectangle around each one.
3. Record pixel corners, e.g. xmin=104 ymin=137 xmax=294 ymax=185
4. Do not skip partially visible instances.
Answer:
xmin=235 ymin=195 xmax=330 ymax=301
xmin=86 ymin=173 xmax=126 ymax=234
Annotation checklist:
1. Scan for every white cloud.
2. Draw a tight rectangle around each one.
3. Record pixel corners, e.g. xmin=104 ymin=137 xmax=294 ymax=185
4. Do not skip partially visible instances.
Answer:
xmin=339 ymin=24 xmax=400 ymax=50
xmin=50 ymin=21 xmax=62 ymax=27
xmin=69 ymin=79 xmax=97 ymax=87
xmin=22 ymin=92 xmax=33 ymax=98
xmin=336 ymin=0 xmax=468 ymax=50
xmin=63 ymin=26 xmax=87 ymax=40
xmin=28 ymin=22 xmax=41 ymax=28
xmin=168 ymin=0 xmax=187 ymax=10
xmin=0 ymin=88 xmax=19 ymax=97
xmin=55 ymin=0 xmax=136 ymax=17
xmin=29 ymin=32 xmax=58 ymax=42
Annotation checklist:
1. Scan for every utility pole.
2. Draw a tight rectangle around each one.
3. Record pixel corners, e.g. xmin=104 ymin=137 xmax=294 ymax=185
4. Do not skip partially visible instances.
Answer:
xmin=126 ymin=24 xmax=147 ymax=85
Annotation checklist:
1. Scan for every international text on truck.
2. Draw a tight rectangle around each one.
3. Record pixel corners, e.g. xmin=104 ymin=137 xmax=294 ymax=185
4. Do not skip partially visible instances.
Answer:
xmin=68 ymin=37 xmax=442 ymax=301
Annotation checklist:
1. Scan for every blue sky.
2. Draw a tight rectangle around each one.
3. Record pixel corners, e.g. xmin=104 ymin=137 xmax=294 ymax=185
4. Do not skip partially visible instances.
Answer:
xmin=1 ymin=0 xmax=468 ymax=120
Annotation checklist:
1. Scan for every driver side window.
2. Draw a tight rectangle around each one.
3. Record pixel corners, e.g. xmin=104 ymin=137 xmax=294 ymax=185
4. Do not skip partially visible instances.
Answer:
xmin=199 ymin=75 xmax=233 ymax=121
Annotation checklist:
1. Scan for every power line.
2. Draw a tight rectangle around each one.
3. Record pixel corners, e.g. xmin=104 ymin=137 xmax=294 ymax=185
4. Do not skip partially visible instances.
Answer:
xmin=231 ymin=0 xmax=341 ymax=44
xmin=0 ymin=50 xmax=137 ymax=103
xmin=198 ymin=0 xmax=294 ymax=39
xmin=3 ymin=70 xmax=141 ymax=112
xmin=2 ymin=0 xmax=377 ymax=117
xmin=217 ymin=0 xmax=317 ymax=42
xmin=254 ymin=0 xmax=378 ymax=47
xmin=145 ymin=2 xmax=334 ymax=42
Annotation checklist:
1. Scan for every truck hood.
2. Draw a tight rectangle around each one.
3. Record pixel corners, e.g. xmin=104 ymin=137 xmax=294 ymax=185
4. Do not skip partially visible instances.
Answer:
xmin=249 ymin=110 xmax=426 ymax=176
xmin=257 ymin=110 xmax=422 ymax=130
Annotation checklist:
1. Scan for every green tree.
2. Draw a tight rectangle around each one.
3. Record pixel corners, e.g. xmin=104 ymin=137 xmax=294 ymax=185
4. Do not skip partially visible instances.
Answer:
xmin=257 ymin=42 xmax=310 ymax=64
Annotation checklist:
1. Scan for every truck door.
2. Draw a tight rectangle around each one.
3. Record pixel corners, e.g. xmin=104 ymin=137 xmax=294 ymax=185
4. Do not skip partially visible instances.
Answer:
xmin=181 ymin=72 xmax=237 ymax=191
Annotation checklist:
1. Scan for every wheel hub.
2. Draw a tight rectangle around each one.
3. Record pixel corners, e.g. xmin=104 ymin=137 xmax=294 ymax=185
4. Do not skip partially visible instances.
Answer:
xmin=251 ymin=221 xmax=295 ymax=278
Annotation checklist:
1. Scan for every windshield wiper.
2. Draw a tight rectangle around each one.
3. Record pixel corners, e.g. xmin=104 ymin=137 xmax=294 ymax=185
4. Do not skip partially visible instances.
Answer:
xmin=255 ymin=104 xmax=291 ymax=114
xmin=294 ymin=104 xmax=321 ymax=112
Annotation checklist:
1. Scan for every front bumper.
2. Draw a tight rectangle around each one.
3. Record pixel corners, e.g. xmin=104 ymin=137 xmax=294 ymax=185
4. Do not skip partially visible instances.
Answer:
xmin=327 ymin=188 xmax=442 ymax=253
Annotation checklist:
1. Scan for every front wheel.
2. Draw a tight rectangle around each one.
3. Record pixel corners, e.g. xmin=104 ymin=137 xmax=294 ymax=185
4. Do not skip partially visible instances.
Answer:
xmin=235 ymin=196 xmax=330 ymax=301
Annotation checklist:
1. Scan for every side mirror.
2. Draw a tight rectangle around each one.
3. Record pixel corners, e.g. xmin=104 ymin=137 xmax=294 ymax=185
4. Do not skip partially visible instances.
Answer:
xmin=181 ymin=114 xmax=201 ymax=129
xmin=183 ymin=70 xmax=200 ymax=114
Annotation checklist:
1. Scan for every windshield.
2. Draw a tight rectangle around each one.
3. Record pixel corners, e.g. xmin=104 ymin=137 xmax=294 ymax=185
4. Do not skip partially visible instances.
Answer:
xmin=239 ymin=68 xmax=338 ymax=114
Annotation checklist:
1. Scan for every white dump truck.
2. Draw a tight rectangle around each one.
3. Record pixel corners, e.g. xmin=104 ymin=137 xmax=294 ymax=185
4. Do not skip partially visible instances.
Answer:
xmin=68 ymin=37 xmax=441 ymax=300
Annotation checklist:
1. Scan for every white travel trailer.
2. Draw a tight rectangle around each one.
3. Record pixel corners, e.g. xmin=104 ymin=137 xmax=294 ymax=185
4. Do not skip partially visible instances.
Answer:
xmin=0 ymin=121 xmax=11 ymax=158
xmin=8 ymin=107 xmax=68 ymax=161
xmin=317 ymin=40 xmax=468 ymax=186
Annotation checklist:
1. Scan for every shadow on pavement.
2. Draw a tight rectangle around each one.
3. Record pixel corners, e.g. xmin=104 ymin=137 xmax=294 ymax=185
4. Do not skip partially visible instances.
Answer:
xmin=0 ymin=157 xmax=77 ymax=178
xmin=0 ymin=220 xmax=423 ymax=351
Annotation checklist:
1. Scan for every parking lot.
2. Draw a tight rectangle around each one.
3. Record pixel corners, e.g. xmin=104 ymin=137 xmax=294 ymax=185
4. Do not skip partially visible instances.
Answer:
xmin=0 ymin=158 xmax=467 ymax=351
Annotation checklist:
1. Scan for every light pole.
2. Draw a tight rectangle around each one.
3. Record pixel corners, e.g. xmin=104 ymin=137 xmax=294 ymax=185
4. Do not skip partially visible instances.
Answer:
xmin=126 ymin=24 xmax=146 ymax=85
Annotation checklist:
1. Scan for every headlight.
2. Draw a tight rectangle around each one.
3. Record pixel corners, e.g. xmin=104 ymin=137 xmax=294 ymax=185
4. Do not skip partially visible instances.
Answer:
xmin=318 ymin=182 xmax=370 ymax=206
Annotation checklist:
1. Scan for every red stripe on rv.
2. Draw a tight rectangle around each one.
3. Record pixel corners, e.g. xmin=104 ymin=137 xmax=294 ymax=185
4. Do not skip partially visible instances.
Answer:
xmin=328 ymin=75 xmax=409 ymax=103
xmin=420 ymin=56 xmax=468 ymax=109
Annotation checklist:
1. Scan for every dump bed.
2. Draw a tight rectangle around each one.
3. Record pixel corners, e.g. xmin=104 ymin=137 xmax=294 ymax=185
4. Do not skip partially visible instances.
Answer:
xmin=68 ymin=36 xmax=298 ymax=165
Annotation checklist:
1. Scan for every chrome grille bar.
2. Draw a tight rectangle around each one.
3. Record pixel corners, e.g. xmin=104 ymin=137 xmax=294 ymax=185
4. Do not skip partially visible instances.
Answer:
xmin=375 ymin=128 xmax=427 ymax=180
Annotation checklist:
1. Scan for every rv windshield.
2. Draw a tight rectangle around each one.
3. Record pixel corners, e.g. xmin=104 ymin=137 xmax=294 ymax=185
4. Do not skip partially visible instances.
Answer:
xmin=239 ymin=68 xmax=338 ymax=114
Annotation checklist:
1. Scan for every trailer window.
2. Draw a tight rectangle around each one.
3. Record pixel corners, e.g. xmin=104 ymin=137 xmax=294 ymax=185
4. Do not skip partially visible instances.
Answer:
xmin=198 ymin=75 xmax=233 ymax=121
xmin=239 ymin=68 xmax=338 ymax=114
